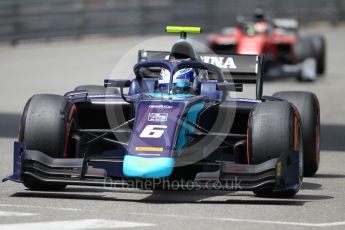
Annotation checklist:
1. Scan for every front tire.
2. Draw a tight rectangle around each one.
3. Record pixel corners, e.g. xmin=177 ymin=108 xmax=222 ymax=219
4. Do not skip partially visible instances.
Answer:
xmin=295 ymin=38 xmax=317 ymax=82
xmin=248 ymin=101 xmax=301 ymax=197
xmin=294 ymin=38 xmax=314 ymax=63
xmin=19 ymin=94 xmax=78 ymax=190
xmin=310 ymin=36 xmax=326 ymax=75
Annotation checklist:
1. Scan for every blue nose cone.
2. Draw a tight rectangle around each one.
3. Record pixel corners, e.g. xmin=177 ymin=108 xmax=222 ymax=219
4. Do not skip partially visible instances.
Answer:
xmin=123 ymin=155 xmax=174 ymax=178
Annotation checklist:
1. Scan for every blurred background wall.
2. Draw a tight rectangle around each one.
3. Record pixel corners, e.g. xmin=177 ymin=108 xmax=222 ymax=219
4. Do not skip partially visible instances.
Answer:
xmin=1 ymin=0 xmax=345 ymax=43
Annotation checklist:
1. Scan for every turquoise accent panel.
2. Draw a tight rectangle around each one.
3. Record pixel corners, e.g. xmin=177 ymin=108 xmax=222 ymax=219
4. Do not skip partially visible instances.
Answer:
xmin=176 ymin=102 xmax=205 ymax=152
xmin=175 ymin=82 xmax=189 ymax=88
xmin=123 ymin=155 xmax=174 ymax=178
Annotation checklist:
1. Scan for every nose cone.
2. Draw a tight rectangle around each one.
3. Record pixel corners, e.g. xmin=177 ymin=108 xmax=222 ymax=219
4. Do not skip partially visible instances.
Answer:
xmin=123 ymin=155 xmax=174 ymax=178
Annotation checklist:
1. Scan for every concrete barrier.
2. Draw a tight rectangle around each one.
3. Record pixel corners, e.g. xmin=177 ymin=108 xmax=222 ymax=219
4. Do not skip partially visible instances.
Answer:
xmin=0 ymin=0 xmax=344 ymax=43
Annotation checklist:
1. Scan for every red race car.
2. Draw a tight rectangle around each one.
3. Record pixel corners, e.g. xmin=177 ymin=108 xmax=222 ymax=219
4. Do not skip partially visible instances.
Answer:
xmin=208 ymin=9 xmax=326 ymax=81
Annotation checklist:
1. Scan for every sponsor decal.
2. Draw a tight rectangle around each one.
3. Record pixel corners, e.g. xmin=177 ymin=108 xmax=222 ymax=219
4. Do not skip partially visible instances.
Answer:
xmin=135 ymin=146 xmax=164 ymax=152
xmin=134 ymin=160 xmax=159 ymax=165
xmin=276 ymin=161 xmax=282 ymax=177
xmin=274 ymin=18 xmax=298 ymax=29
xmin=148 ymin=113 xmax=168 ymax=122
xmin=139 ymin=125 xmax=167 ymax=138
xmin=149 ymin=105 xmax=173 ymax=109
xmin=137 ymin=153 xmax=161 ymax=157
xmin=200 ymin=56 xmax=237 ymax=69
xmin=178 ymin=68 xmax=191 ymax=74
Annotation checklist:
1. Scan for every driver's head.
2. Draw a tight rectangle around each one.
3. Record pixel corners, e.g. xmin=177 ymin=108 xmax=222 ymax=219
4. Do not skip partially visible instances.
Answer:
xmin=158 ymin=40 xmax=197 ymax=93
xmin=254 ymin=7 xmax=265 ymax=22
xmin=173 ymin=68 xmax=195 ymax=90
xmin=158 ymin=68 xmax=195 ymax=93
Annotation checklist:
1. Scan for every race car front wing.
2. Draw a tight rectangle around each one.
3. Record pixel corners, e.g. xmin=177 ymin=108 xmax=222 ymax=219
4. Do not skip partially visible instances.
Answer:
xmin=3 ymin=141 xmax=301 ymax=192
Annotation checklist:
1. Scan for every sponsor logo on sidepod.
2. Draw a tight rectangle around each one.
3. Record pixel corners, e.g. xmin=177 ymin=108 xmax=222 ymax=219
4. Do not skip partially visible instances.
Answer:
xmin=148 ymin=113 xmax=168 ymax=122
xmin=149 ymin=105 xmax=173 ymax=109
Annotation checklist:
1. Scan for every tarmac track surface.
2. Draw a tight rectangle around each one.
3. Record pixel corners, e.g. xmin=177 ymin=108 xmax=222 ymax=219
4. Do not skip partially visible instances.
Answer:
xmin=0 ymin=26 xmax=344 ymax=230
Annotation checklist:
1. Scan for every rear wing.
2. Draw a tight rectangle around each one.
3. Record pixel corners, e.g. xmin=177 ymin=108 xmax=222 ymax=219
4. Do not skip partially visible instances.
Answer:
xmin=138 ymin=50 xmax=264 ymax=99
xmin=199 ymin=54 xmax=259 ymax=83
xmin=200 ymin=54 xmax=263 ymax=100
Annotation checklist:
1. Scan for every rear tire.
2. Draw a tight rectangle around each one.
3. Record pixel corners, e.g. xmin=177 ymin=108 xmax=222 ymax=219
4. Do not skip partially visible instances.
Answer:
xmin=273 ymin=91 xmax=320 ymax=176
xmin=20 ymin=94 xmax=78 ymax=190
xmin=74 ymin=85 xmax=119 ymax=95
xmin=248 ymin=101 xmax=300 ymax=197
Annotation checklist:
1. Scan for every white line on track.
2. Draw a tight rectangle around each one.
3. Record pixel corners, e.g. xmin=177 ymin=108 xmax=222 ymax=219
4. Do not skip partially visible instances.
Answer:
xmin=216 ymin=218 xmax=345 ymax=227
xmin=0 ymin=210 xmax=36 ymax=217
xmin=0 ymin=204 xmax=81 ymax=211
xmin=116 ymin=211 xmax=345 ymax=228
xmin=0 ymin=219 xmax=155 ymax=230
xmin=2 ymin=203 xmax=344 ymax=227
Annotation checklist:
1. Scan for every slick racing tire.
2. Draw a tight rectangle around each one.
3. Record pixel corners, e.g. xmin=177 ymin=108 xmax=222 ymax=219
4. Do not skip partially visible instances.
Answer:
xmin=248 ymin=101 xmax=301 ymax=197
xmin=294 ymin=38 xmax=317 ymax=81
xmin=294 ymin=37 xmax=314 ymax=63
xmin=19 ymin=94 xmax=79 ymax=190
xmin=74 ymin=85 xmax=119 ymax=95
xmin=273 ymin=91 xmax=320 ymax=177
xmin=310 ymin=36 xmax=326 ymax=75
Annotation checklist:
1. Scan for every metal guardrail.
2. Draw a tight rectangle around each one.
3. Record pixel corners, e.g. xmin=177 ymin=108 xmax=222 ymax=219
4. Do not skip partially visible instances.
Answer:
xmin=0 ymin=0 xmax=344 ymax=44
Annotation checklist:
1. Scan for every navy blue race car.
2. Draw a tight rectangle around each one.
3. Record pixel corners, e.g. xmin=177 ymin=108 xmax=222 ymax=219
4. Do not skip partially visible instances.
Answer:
xmin=3 ymin=26 xmax=320 ymax=197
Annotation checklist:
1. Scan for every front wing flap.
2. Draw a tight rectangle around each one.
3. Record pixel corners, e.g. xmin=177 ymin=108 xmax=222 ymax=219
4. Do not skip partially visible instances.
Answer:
xmin=3 ymin=142 xmax=301 ymax=192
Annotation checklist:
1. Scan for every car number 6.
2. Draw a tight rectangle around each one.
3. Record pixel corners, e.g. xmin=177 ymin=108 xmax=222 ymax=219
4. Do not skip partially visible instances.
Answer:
xmin=139 ymin=125 xmax=167 ymax=138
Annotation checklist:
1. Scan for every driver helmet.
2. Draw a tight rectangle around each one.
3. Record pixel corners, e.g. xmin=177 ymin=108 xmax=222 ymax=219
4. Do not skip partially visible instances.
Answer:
xmin=158 ymin=68 xmax=195 ymax=93
xmin=254 ymin=7 xmax=266 ymax=22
